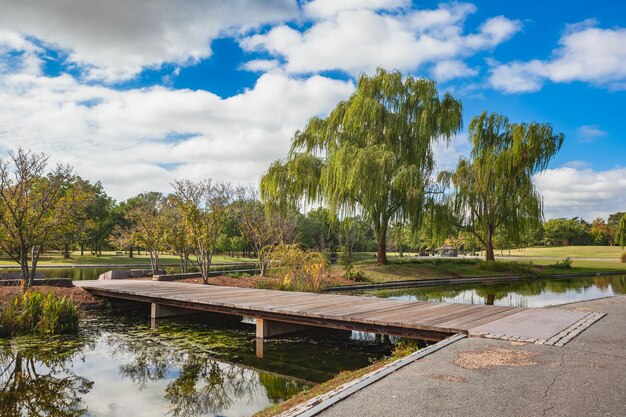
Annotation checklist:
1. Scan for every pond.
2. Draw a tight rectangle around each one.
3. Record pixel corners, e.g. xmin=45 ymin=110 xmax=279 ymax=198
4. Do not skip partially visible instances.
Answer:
xmin=38 ymin=263 xmax=258 ymax=281
xmin=0 ymin=305 xmax=392 ymax=417
xmin=358 ymin=274 xmax=626 ymax=308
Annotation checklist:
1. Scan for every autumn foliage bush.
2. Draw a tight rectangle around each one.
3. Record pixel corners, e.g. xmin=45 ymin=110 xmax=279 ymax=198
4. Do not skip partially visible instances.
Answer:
xmin=268 ymin=244 xmax=328 ymax=292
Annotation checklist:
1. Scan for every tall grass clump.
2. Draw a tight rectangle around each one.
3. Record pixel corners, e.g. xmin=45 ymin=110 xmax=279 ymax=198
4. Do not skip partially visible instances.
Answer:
xmin=269 ymin=244 xmax=328 ymax=292
xmin=478 ymin=260 xmax=536 ymax=275
xmin=0 ymin=291 xmax=79 ymax=338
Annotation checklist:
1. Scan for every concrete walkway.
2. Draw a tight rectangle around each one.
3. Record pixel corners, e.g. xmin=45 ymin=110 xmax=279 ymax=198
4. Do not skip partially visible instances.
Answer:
xmin=318 ymin=296 xmax=626 ymax=417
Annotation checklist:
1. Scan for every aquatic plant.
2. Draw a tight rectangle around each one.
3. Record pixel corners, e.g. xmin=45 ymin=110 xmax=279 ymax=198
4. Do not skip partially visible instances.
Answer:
xmin=0 ymin=291 xmax=79 ymax=337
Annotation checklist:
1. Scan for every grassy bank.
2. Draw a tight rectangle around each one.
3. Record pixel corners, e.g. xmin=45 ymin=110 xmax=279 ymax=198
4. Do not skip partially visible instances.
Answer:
xmin=254 ymin=340 xmax=420 ymax=417
xmin=342 ymin=256 xmax=625 ymax=285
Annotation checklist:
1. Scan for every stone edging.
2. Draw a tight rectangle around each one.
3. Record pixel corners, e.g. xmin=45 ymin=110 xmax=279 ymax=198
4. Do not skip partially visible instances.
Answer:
xmin=277 ymin=333 xmax=467 ymax=417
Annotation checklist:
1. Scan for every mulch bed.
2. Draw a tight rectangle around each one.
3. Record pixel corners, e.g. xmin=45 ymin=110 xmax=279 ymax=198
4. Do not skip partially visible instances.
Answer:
xmin=177 ymin=272 xmax=357 ymax=289
xmin=0 ymin=285 xmax=101 ymax=307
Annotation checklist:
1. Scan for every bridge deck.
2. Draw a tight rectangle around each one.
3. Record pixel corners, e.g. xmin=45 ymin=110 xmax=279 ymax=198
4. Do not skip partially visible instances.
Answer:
xmin=76 ymin=280 xmax=595 ymax=343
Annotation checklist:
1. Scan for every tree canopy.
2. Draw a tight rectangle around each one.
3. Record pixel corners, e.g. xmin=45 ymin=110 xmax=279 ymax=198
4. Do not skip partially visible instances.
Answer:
xmin=438 ymin=111 xmax=564 ymax=261
xmin=261 ymin=68 xmax=462 ymax=264
xmin=617 ymin=214 xmax=626 ymax=249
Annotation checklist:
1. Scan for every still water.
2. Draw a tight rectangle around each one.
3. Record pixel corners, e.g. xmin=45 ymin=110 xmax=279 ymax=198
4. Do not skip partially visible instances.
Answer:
xmin=360 ymin=275 xmax=626 ymax=308
xmin=41 ymin=264 xmax=257 ymax=281
xmin=0 ymin=306 xmax=391 ymax=417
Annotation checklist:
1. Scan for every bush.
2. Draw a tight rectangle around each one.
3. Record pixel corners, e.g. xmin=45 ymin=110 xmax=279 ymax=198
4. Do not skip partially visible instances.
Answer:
xmin=551 ymin=257 xmax=573 ymax=269
xmin=341 ymin=264 xmax=367 ymax=281
xmin=164 ymin=266 xmax=178 ymax=275
xmin=0 ymin=291 xmax=79 ymax=338
xmin=478 ymin=260 xmax=536 ymax=275
xmin=225 ymin=272 xmax=251 ymax=278
xmin=392 ymin=339 xmax=422 ymax=358
xmin=269 ymin=244 xmax=328 ymax=292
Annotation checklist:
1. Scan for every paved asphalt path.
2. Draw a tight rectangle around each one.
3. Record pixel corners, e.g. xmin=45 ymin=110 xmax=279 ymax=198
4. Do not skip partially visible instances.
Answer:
xmin=318 ymin=296 xmax=626 ymax=417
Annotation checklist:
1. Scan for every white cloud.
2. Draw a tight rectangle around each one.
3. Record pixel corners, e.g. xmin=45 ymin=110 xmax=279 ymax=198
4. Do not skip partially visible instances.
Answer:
xmin=303 ymin=0 xmax=409 ymax=19
xmin=0 ymin=0 xmax=298 ymax=81
xmin=576 ymin=125 xmax=607 ymax=143
xmin=242 ymin=4 xmax=520 ymax=76
xmin=241 ymin=59 xmax=281 ymax=72
xmin=489 ymin=25 xmax=626 ymax=93
xmin=431 ymin=60 xmax=478 ymax=82
xmin=534 ymin=166 xmax=626 ymax=220
xmin=0 ymin=65 xmax=354 ymax=200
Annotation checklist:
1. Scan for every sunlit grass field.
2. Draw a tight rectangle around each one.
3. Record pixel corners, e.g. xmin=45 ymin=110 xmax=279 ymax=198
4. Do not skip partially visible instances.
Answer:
xmin=497 ymin=246 xmax=624 ymax=259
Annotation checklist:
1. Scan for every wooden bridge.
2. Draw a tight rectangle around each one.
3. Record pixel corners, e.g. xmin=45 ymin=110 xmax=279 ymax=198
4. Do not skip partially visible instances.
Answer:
xmin=75 ymin=280 xmax=601 ymax=346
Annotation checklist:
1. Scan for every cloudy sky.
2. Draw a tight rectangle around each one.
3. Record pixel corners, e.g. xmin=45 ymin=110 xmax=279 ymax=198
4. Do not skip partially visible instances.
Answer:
xmin=0 ymin=0 xmax=624 ymax=220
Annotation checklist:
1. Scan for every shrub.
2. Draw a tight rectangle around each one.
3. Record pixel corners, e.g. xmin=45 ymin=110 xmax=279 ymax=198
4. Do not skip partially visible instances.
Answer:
xmin=392 ymin=339 xmax=422 ymax=358
xmin=269 ymin=244 xmax=328 ymax=292
xmin=341 ymin=264 xmax=367 ymax=281
xmin=0 ymin=291 xmax=79 ymax=338
xmin=478 ymin=260 xmax=535 ymax=275
xmin=551 ymin=257 xmax=573 ymax=269
xmin=225 ymin=272 xmax=251 ymax=278
xmin=164 ymin=266 xmax=178 ymax=275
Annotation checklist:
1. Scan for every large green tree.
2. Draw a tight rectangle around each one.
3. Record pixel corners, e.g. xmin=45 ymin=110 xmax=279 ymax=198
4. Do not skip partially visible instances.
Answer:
xmin=0 ymin=149 xmax=78 ymax=287
xmin=617 ymin=213 xmax=626 ymax=249
xmin=261 ymin=68 xmax=462 ymax=264
xmin=173 ymin=179 xmax=233 ymax=284
xmin=438 ymin=112 xmax=564 ymax=261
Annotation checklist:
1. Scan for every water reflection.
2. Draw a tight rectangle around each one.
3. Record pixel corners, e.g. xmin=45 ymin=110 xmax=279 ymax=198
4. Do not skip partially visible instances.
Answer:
xmin=0 ymin=308 xmax=390 ymax=417
xmin=363 ymin=275 xmax=626 ymax=308
xmin=0 ymin=338 xmax=93 ymax=417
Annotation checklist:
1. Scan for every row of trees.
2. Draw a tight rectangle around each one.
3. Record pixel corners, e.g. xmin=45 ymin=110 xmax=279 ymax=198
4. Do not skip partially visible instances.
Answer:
xmin=0 ymin=149 xmax=376 ymax=287
xmin=542 ymin=215 xmax=626 ymax=246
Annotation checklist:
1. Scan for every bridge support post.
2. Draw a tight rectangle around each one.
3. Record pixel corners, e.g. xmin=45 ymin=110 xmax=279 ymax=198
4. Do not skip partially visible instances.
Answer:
xmin=151 ymin=303 xmax=194 ymax=319
xmin=255 ymin=318 xmax=309 ymax=339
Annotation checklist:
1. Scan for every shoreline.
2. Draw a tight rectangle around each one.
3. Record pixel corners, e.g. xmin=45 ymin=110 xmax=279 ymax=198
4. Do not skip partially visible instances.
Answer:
xmin=325 ymin=269 xmax=625 ymax=292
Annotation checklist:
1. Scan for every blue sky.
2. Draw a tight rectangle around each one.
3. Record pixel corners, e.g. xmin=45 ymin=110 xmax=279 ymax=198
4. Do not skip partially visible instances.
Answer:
xmin=0 ymin=0 xmax=625 ymax=219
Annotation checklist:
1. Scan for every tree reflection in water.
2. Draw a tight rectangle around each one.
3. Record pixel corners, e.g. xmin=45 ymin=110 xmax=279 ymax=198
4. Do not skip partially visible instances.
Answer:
xmin=110 ymin=325 xmax=302 ymax=417
xmin=0 ymin=338 xmax=93 ymax=417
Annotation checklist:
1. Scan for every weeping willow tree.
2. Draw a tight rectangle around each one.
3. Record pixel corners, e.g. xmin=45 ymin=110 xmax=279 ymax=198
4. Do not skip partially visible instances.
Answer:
xmin=261 ymin=68 xmax=462 ymax=264
xmin=438 ymin=112 xmax=564 ymax=261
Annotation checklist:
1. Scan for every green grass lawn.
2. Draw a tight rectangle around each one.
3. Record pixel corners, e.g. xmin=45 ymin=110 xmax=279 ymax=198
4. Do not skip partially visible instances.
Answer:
xmin=0 ymin=250 xmax=256 ymax=267
xmin=347 ymin=256 xmax=626 ymax=284
xmin=496 ymin=245 xmax=624 ymax=259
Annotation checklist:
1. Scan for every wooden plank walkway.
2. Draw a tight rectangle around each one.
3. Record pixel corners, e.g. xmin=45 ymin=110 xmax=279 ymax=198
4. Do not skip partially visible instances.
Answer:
xmin=75 ymin=280 xmax=595 ymax=343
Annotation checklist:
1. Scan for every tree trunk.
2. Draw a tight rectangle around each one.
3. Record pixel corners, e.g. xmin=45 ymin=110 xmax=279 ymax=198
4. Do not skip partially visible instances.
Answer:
xmin=80 ymin=246 xmax=84 ymax=256
xmin=20 ymin=246 xmax=30 ymax=289
xmin=29 ymin=245 xmax=40 ymax=288
xmin=376 ymin=239 xmax=388 ymax=265
xmin=374 ymin=220 xmax=389 ymax=265
xmin=63 ymin=243 xmax=70 ymax=259
xmin=485 ymin=227 xmax=495 ymax=261
xmin=129 ymin=245 xmax=134 ymax=258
